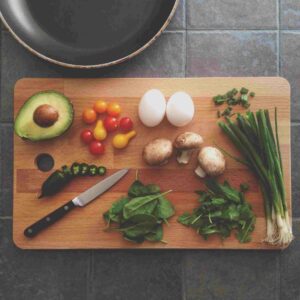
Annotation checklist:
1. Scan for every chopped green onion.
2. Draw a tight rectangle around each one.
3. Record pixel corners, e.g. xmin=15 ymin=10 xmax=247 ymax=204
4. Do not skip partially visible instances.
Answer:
xmin=240 ymin=87 xmax=249 ymax=95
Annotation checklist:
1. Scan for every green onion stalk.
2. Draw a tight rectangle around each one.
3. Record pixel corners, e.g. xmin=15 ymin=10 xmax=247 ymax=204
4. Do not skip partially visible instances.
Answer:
xmin=218 ymin=109 xmax=293 ymax=246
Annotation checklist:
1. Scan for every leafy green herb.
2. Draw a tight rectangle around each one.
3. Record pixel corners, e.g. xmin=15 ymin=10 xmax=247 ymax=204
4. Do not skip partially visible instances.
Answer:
xmin=218 ymin=109 xmax=293 ymax=246
xmin=178 ymin=179 xmax=255 ymax=243
xmin=103 ymin=176 xmax=174 ymax=243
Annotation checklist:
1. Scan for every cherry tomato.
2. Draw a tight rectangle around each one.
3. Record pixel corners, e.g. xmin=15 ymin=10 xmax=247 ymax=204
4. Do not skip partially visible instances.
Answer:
xmin=80 ymin=129 xmax=94 ymax=144
xmin=89 ymin=141 xmax=105 ymax=155
xmin=82 ymin=108 xmax=97 ymax=124
xmin=103 ymin=116 xmax=119 ymax=132
xmin=107 ymin=102 xmax=121 ymax=117
xmin=119 ymin=117 xmax=134 ymax=132
xmin=94 ymin=100 xmax=107 ymax=114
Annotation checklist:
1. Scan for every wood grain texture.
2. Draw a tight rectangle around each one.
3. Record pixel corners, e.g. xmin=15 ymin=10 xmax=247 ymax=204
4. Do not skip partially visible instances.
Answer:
xmin=13 ymin=78 xmax=291 ymax=250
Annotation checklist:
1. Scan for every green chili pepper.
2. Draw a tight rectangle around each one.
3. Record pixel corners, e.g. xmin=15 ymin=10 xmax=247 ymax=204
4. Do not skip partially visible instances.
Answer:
xmin=71 ymin=162 xmax=81 ymax=176
xmin=80 ymin=163 xmax=89 ymax=176
xmin=98 ymin=166 xmax=107 ymax=176
xmin=39 ymin=170 xmax=70 ymax=198
xmin=88 ymin=165 xmax=98 ymax=176
xmin=61 ymin=165 xmax=73 ymax=179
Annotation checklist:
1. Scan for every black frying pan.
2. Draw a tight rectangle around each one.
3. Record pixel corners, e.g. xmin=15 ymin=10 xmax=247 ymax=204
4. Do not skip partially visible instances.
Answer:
xmin=0 ymin=0 xmax=178 ymax=68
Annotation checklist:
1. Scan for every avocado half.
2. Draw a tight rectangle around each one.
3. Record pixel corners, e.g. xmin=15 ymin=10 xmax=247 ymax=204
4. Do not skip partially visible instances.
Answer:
xmin=15 ymin=91 xmax=74 ymax=141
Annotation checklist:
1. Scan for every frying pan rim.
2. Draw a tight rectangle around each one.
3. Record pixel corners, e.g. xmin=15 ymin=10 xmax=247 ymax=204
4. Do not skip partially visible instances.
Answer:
xmin=0 ymin=0 xmax=179 ymax=69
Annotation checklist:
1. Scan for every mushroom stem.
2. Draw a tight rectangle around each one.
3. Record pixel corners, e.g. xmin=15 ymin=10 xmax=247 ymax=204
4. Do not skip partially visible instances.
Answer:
xmin=177 ymin=149 xmax=194 ymax=164
xmin=195 ymin=165 xmax=207 ymax=178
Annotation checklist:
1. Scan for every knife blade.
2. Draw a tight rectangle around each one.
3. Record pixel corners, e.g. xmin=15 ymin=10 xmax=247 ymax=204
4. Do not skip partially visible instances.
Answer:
xmin=73 ymin=168 xmax=129 ymax=207
xmin=24 ymin=169 xmax=129 ymax=238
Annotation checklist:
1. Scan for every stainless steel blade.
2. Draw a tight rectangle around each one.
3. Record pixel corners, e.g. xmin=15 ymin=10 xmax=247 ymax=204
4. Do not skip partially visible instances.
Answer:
xmin=72 ymin=169 xmax=129 ymax=207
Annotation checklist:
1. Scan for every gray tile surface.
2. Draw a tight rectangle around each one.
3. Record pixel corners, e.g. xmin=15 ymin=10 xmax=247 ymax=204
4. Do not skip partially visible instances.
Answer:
xmin=186 ymin=31 xmax=277 ymax=76
xmin=187 ymin=0 xmax=277 ymax=29
xmin=0 ymin=31 xmax=185 ymax=122
xmin=0 ymin=124 xmax=13 ymax=217
xmin=168 ymin=0 xmax=186 ymax=30
xmin=1 ymin=0 xmax=300 ymax=299
xmin=281 ymin=0 xmax=300 ymax=29
xmin=183 ymin=250 xmax=280 ymax=300
xmin=0 ymin=219 xmax=90 ymax=300
xmin=91 ymin=251 xmax=183 ymax=300
xmin=280 ymin=220 xmax=300 ymax=300
xmin=280 ymin=31 xmax=300 ymax=122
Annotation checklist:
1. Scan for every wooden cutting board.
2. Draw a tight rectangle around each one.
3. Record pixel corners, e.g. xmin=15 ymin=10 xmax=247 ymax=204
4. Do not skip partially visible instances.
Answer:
xmin=13 ymin=78 xmax=291 ymax=250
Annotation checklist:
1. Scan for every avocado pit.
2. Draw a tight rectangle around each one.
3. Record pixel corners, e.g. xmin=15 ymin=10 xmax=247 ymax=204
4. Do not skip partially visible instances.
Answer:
xmin=33 ymin=104 xmax=59 ymax=128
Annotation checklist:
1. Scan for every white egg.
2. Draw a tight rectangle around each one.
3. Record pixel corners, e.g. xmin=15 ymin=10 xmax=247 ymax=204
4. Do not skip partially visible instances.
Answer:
xmin=138 ymin=89 xmax=167 ymax=127
xmin=166 ymin=91 xmax=195 ymax=127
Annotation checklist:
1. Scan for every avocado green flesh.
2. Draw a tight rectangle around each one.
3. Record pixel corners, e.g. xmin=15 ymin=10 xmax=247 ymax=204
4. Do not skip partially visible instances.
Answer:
xmin=15 ymin=91 xmax=74 ymax=141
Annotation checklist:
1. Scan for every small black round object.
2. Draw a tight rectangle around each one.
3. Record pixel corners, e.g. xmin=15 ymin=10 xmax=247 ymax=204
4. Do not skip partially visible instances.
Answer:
xmin=35 ymin=153 xmax=55 ymax=172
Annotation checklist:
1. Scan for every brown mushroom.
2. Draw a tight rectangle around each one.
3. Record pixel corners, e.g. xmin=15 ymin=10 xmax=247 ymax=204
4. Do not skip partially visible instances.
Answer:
xmin=174 ymin=132 xmax=203 ymax=164
xmin=195 ymin=146 xmax=226 ymax=178
xmin=143 ymin=138 xmax=173 ymax=166
xmin=33 ymin=104 xmax=59 ymax=128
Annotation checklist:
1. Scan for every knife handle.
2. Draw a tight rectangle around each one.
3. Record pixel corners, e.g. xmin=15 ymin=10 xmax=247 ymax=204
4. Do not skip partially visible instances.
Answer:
xmin=24 ymin=200 xmax=76 ymax=238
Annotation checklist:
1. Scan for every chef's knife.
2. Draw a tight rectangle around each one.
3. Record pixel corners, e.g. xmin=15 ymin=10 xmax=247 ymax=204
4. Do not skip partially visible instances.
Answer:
xmin=24 ymin=169 xmax=129 ymax=238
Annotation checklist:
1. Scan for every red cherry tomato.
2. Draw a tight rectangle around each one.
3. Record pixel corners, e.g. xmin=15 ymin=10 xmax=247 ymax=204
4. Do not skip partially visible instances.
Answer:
xmin=119 ymin=117 xmax=134 ymax=132
xmin=103 ymin=116 xmax=119 ymax=132
xmin=80 ymin=129 xmax=94 ymax=144
xmin=89 ymin=141 xmax=105 ymax=155
xmin=107 ymin=102 xmax=121 ymax=117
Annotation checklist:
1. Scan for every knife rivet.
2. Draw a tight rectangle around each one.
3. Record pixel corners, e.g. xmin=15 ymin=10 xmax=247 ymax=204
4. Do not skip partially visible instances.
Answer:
xmin=46 ymin=217 xmax=51 ymax=222
xmin=64 ymin=206 xmax=69 ymax=211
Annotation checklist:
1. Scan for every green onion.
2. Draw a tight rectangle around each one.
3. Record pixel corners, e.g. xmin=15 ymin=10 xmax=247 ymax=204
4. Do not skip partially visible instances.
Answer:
xmin=218 ymin=109 xmax=293 ymax=246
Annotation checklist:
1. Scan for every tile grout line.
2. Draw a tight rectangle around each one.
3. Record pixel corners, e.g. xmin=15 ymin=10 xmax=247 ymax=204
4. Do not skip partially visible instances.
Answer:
xmin=184 ymin=0 xmax=187 ymax=78
xmin=0 ymin=216 xmax=12 ymax=220
xmin=276 ymin=252 xmax=281 ymax=300
xmin=277 ymin=0 xmax=280 ymax=76
xmin=167 ymin=29 xmax=300 ymax=33
xmin=181 ymin=255 xmax=187 ymax=300
xmin=86 ymin=250 xmax=95 ymax=300
xmin=182 ymin=1 xmax=187 ymax=298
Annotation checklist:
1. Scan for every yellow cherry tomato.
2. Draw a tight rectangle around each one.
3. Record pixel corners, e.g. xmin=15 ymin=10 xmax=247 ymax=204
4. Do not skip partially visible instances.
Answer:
xmin=107 ymin=102 xmax=121 ymax=117
xmin=93 ymin=120 xmax=107 ymax=141
xmin=82 ymin=108 xmax=97 ymax=124
xmin=94 ymin=100 xmax=107 ymax=114
xmin=112 ymin=130 xmax=136 ymax=149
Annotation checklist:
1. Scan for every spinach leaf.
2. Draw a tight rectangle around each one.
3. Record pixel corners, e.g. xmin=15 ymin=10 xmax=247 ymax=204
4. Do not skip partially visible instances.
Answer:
xmin=154 ymin=196 xmax=175 ymax=220
xmin=123 ymin=192 xmax=169 ymax=220
xmin=119 ymin=214 xmax=157 ymax=239
xmin=103 ymin=197 xmax=130 ymax=223
xmin=178 ymin=212 xmax=194 ymax=226
xmin=145 ymin=184 xmax=161 ymax=194
xmin=128 ymin=180 xmax=145 ymax=197
xmin=104 ymin=178 xmax=174 ymax=244
xmin=145 ymin=224 xmax=163 ymax=242
xmin=128 ymin=180 xmax=161 ymax=198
